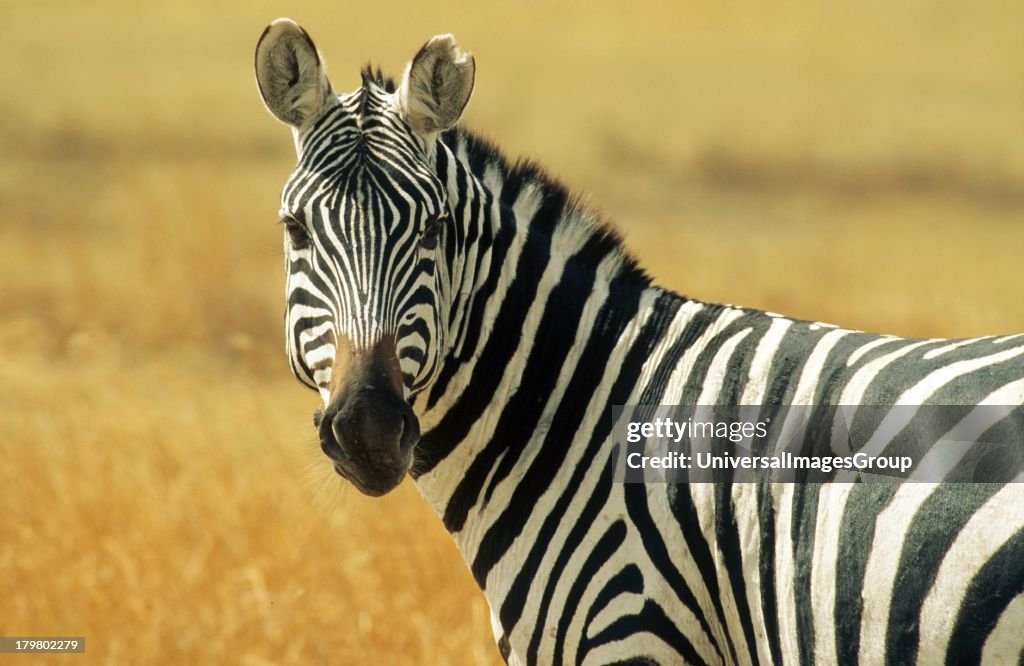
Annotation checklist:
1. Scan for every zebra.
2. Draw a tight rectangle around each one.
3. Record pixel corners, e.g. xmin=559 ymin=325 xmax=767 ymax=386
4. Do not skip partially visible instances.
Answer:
xmin=254 ymin=19 xmax=1024 ymax=665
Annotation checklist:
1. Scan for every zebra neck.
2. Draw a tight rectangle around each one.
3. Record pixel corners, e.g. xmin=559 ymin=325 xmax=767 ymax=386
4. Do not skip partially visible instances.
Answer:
xmin=410 ymin=127 xmax=666 ymax=543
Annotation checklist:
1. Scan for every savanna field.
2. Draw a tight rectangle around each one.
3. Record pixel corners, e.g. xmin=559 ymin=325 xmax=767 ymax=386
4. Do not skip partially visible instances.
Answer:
xmin=1 ymin=0 xmax=1022 ymax=663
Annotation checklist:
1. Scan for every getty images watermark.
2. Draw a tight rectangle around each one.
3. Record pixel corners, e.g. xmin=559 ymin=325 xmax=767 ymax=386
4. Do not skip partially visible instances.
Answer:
xmin=612 ymin=404 xmax=1024 ymax=483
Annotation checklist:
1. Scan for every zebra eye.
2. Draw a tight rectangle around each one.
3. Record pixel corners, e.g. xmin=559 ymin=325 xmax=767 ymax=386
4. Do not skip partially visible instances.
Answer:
xmin=420 ymin=215 xmax=443 ymax=251
xmin=281 ymin=216 xmax=310 ymax=250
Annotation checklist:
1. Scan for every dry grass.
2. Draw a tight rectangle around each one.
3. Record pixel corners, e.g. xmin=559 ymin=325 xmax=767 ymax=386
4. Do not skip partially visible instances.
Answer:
xmin=1 ymin=0 xmax=1021 ymax=663
xmin=0 ymin=349 xmax=496 ymax=665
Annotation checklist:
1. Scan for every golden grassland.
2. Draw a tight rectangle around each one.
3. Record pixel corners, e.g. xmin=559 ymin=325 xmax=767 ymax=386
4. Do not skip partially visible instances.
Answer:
xmin=1 ymin=0 xmax=1022 ymax=663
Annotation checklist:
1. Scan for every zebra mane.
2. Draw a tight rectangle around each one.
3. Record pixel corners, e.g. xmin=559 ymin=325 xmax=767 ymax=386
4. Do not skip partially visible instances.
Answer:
xmin=439 ymin=126 xmax=652 ymax=288
xmin=360 ymin=64 xmax=397 ymax=93
xmin=356 ymin=64 xmax=649 ymax=286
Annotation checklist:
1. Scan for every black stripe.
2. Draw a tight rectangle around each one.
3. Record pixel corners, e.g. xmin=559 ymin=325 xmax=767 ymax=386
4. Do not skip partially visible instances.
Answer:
xmin=834 ymin=484 xmax=900 ymax=666
xmin=924 ymin=357 xmax=1024 ymax=406
xmin=810 ymin=330 xmax=881 ymax=406
xmin=853 ymin=338 xmax=950 ymax=408
xmin=553 ymin=520 xmax=628 ymax=664
xmin=623 ymin=482 xmax=725 ymax=663
xmin=470 ymin=272 xmax=648 ymax=583
xmin=477 ymin=235 xmax=612 ymax=504
xmin=635 ymin=301 xmax=725 ymax=407
xmin=505 ymin=293 xmax=679 ymax=656
xmin=756 ymin=483 xmax=783 ymax=666
xmin=582 ymin=564 xmax=644 ymax=636
xmin=423 ymin=183 xmax=494 ymax=408
xmin=413 ymin=202 xmax=521 ymax=479
xmin=678 ymin=310 xmax=767 ymax=404
xmin=945 ymin=525 xmax=1024 ymax=665
xmin=715 ymin=483 xmax=762 ymax=666
xmin=436 ymin=205 xmax=558 ymax=532
xmin=884 ymin=483 xmax=1001 ymax=665
xmin=666 ymin=482 xmax=740 ymax=666
xmin=523 ymin=455 xmax=617 ymax=664
xmin=791 ymin=482 xmax=821 ymax=666
xmin=582 ymin=599 xmax=706 ymax=665
xmin=761 ymin=324 xmax=833 ymax=406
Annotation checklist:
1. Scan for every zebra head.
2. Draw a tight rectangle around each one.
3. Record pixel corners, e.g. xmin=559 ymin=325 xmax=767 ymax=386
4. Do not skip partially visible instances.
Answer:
xmin=255 ymin=19 xmax=475 ymax=496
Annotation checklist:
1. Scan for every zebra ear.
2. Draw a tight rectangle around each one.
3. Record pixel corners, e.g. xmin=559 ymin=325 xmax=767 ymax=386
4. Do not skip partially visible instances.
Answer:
xmin=255 ymin=18 xmax=333 ymax=129
xmin=398 ymin=34 xmax=475 ymax=137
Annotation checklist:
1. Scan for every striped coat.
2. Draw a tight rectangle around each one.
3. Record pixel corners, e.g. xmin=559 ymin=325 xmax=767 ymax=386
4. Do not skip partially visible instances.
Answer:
xmin=254 ymin=21 xmax=1024 ymax=665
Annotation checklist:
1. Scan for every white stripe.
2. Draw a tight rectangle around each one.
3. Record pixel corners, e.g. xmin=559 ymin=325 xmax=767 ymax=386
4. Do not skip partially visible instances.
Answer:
xmin=681 ymin=326 xmax=758 ymax=665
xmin=894 ymin=346 xmax=1024 ymax=406
xmin=858 ymin=483 xmax=940 ymax=666
xmin=831 ymin=340 xmax=936 ymax=460
xmin=585 ymin=591 xmax=645 ymax=641
xmin=418 ymin=214 xmax=582 ymax=531
xmin=773 ymin=484 xmax=801 ymax=665
xmin=846 ymin=336 xmax=899 ymax=367
xmin=838 ymin=339 xmax=933 ymax=405
xmin=923 ymin=338 xmax=984 ymax=360
xmin=980 ymin=593 xmax=1024 ymax=666
xmin=511 ymin=181 xmax=544 ymax=223
xmin=643 ymin=485 xmax=732 ymax=665
xmin=534 ymin=476 xmax=625 ymax=663
xmin=504 ymin=289 xmax=662 ymax=655
xmin=908 ymin=378 xmax=1024 ymax=481
xmin=735 ymin=318 xmax=791 ymax=473
xmin=684 ymin=328 xmax=756 ymax=664
xmin=770 ymin=328 xmax=851 ymax=472
xmin=810 ymin=483 xmax=856 ymax=665
xmin=444 ymin=164 xmax=480 ymax=349
xmin=581 ymin=633 xmax=682 ymax=666
xmin=740 ymin=317 xmax=793 ymax=405
xmin=469 ymin=253 xmax=622 ymax=557
xmin=792 ymin=328 xmax=852 ymax=405
xmin=660 ymin=308 xmax=745 ymax=404
xmin=694 ymin=326 xmax=754 ymax=410
xmin=562 ymin=500 xmax=633 ymax=665
xmin=843 ymin=347 xmax=1024 ymax=480
xmin=916 ymin=484 xmax=1024 ymax=664
xmin=733 ymin=482 xmax=775 ymax=666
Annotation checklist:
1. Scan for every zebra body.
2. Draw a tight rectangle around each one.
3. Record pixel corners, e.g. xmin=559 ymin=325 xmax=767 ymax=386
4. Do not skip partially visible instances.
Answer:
xmin=254 ymin=20 xmax=1024 ymax=664
xmin=410 ymin=137 xmax=1024 ymax=661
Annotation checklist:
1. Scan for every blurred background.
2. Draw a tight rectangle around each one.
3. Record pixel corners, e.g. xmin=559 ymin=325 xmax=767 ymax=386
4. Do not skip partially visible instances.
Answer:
xmin=1 ymin=0 xmax=1021 ymax=663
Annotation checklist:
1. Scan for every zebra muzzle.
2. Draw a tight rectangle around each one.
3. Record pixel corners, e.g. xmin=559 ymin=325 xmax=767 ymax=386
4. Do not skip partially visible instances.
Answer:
xmin=317 ymin=339 xmax=420 ymax=496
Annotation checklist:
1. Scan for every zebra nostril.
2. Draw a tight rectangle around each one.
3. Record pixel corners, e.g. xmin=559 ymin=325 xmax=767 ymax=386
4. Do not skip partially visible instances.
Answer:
xmin=313 ymin=408 xmax=324 ymax=428
xmin=399 ymin=405 xmax=420 ymax=453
